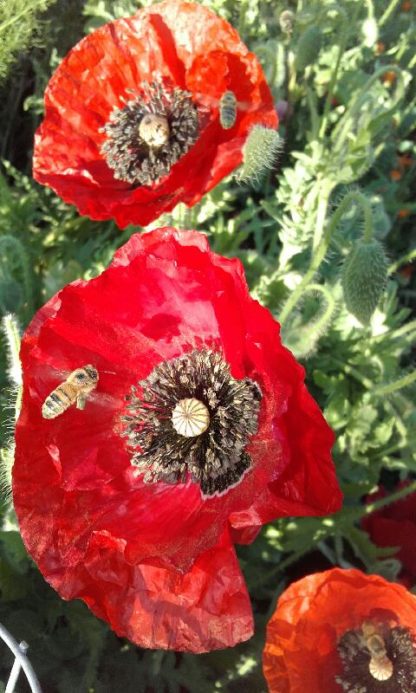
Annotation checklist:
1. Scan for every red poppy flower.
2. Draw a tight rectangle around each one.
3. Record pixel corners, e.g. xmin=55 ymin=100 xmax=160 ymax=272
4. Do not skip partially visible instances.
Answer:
xmin=32 ymin=0 xmax=278 ymax=229
xmin=263 ymin=568 xmax=416 ymax=693
xmin=13 ymin=228 xmax=341 ymax=652
xmin=362 ymin=483 xmax=416 ymax=587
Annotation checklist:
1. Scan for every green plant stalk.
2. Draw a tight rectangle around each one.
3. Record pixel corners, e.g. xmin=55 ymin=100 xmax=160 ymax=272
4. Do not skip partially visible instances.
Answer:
xmin=388 ymin=248 xmax=416 ymax=274
xmin=2 ymin=314 xmax=22 ymax=417
xmin=312 ymin=178 xmax=334 ymax=251
xmin=379 ymin=0 xmax=402 ymax=26
xmin=280 ymin=190 xmax=374 ymax=325
xmin=362 ymin=480 xmax=416 ymax=515
xmin=372 ymin=370 xmax=416 ymax=397
xmin=319 ymin=5 xmax=349 ymax=138
xmin=369 ymin=319 xmax=416 ymax=343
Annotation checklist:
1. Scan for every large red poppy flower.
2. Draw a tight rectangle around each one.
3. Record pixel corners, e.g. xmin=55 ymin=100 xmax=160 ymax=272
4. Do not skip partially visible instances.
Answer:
xmin=13 ymin=228 xmax=341 ymax=652
xmin=362 ymin=483 xmax=416 ymax=587
xmin=32 ymin=0 xmax=278 ymax=228
xmin=263 ymin=568 xmax=416 ymax=693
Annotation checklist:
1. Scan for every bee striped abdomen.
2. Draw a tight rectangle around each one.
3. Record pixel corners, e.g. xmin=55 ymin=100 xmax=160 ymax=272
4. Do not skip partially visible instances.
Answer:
xmin=42 ymin=383 xmax=77 ymax=419
xmin=219 ymin=91 xmax=237 ymax=129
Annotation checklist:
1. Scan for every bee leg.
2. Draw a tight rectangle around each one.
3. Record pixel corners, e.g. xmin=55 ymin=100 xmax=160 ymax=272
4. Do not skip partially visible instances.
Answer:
xmin=76 ymin=394 xmax=87 ymax=410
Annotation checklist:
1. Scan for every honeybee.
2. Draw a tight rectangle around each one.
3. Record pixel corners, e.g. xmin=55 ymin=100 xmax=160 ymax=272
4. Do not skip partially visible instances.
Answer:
xmin=361 ymin=622 xmax=393 ymax=682
xmin=42 ymin=365 xmax=99 ymax=419
xmin=219 ymin=91 xmax=238 ymax=129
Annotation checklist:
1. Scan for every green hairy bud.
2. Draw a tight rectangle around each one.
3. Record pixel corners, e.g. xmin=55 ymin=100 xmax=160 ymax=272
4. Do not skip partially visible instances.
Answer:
xmin=342 ymin=239 xmax=388 ymax=325
xmin=237 ymin=126 xmax=282 ymax=184
xmin=295 ymin=26 xmax=322 ymax=72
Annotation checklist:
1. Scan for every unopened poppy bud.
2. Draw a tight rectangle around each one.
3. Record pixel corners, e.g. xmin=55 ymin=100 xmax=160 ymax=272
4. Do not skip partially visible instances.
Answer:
xmin=279 ymin=10 xmax=295 ymax=34
xmin=295 ymin=26 xmax=322 ymax=72
xmin=342 ymin=239 xmax=388 ymax=325
xmin=237 ymin=125 xmax=282 ymax=184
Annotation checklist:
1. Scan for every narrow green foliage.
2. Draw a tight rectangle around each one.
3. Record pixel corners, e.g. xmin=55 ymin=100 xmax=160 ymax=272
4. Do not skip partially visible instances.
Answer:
xmin=342 ymin=239 xmax=388 ymax=324
xmin=294 ymin=26 xmax=322 ymax=72
xmin=0 ymin=0 xmax=56 ymax=83
xmin=237 ymin=125 xmax=282 ymax=184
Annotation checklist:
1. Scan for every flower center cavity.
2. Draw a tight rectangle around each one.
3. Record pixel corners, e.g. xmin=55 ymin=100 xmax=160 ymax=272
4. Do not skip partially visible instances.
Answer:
xmin=101 ymin=82 xmax=200 ymax=186
xmin=121 ymin=349 xmax=262 ymax=497
xmin=336 ymin=620 xmax=416 ymax=692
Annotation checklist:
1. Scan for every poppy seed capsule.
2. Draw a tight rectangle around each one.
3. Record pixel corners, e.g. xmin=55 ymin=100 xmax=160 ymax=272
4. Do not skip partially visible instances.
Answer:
xmin=138 ymin=114 xmax=170 ymax=148
xmin=172 ymin=398 xmax=210 ymax=437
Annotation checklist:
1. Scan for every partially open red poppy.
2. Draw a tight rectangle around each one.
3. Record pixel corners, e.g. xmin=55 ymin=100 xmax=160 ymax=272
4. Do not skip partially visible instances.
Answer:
xmin=362 ymin=483 xmax=416 ymax=587
xmin=263 ymin=568 xmax=416 ymax=692
xmin=32 ymin=0 xmax=277 ymax=228
xmin=13 ymin=228 xmax=341 ymax=652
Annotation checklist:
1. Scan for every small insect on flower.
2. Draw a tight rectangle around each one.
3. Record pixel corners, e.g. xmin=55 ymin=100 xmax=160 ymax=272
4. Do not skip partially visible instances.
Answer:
xmin=219 ymin=91 xmax=238 ymax=129
xmin=41 ymin=365 xmax=99 ymax=419
xmin=361 ymin=622 xmax=394 ymax=681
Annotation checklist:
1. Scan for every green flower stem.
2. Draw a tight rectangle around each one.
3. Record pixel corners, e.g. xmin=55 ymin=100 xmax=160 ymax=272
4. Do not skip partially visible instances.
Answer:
xmin=371 ymin=370 xmax=416 ymax=397
xmin=388 ymin=248 xmax=416 ymax=275
xmin=362 ymin=480 xmax=416 ymax=515
xmin=318 ymin=5 xmax=349 ymax=138
xmin=312 ymin=178 xmax=334 ymax=251
xmin=369 ymin=319 xmax=416 ymax=343
xmin=280 ymin=190 xmax=373 ymax=325
xmin=2 ymin=314 xmax=22 ymax=418
xmin=379 ymin=0 xmax=402 ymax=26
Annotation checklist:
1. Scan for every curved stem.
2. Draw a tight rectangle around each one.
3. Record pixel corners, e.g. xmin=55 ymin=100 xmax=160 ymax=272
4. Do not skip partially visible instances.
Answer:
xmin=280 ymin=190 xmax=373 ymax=325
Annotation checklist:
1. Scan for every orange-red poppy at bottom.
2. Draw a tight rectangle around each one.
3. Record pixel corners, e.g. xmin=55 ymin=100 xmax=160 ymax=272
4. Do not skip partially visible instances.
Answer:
xmin=263 ymin=568 xmax=416 ymax=692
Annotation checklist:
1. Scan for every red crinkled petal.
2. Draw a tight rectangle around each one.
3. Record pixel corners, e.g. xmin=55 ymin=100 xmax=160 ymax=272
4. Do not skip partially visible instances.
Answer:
xmin=33 ymin=0 xmax=278 ymax=228
xmin=13 ymin=228 xmax=341 ymax=651
xmin=263 ymin=568 xmax=416 ymax=693
xmin=52 ymin=528 xmax=253 ymax=652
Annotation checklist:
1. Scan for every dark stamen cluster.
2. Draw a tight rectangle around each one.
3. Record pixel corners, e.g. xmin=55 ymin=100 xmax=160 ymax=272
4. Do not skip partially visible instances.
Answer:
xmin=101 ymin=82 xmax=199 ymax=186
xmin=337 ymin=623 xmax=416 ymax=692
xmin=121 ymin=349 xmax=262 ymax=497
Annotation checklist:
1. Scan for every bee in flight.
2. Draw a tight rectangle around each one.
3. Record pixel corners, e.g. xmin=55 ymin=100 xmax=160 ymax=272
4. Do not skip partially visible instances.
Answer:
xmin=42 ymin=365 xmax=99 ymax=419
xmin=219 ymin=91 xmax=238 ymax=129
